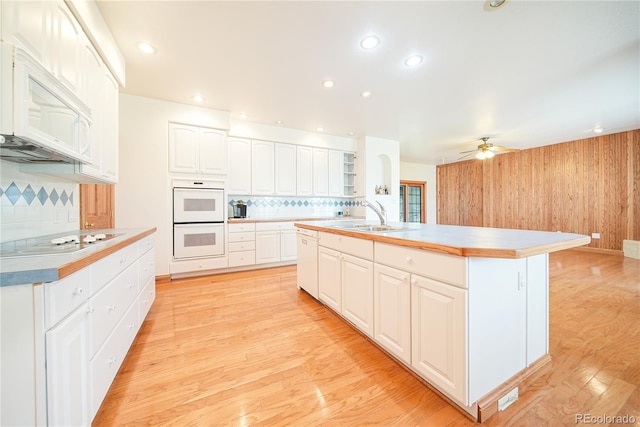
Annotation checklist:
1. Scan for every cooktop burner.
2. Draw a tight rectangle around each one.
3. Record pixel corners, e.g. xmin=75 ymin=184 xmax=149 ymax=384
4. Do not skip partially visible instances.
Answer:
xmin=0 ymin=232 xmax=122 ymax=258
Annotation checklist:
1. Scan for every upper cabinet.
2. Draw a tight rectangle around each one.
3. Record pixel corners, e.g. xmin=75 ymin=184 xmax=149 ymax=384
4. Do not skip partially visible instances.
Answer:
xmin=228 ymin=137 xmax=252 ymax=194
xmin=1 ymin=1 xmax=50 ymax=67
xmin=51 ymin=2 xmax=82 ymax=95
xmin=275 ymin=143 xmax=296 ymax=196
xmin=312 ymin=148 xmax=328 ymax=196
xmin=251 ymin=140 xmax=275 ymax=195
xmin=169 ymin=123 xmax=227 ymax=176
xmin=296 ymin=146 xmax=313 ymax=196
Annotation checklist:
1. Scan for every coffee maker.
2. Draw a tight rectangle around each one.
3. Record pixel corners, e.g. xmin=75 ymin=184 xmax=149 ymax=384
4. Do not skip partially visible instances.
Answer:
xmin=233 ymin=200 xmax=247 ymax=218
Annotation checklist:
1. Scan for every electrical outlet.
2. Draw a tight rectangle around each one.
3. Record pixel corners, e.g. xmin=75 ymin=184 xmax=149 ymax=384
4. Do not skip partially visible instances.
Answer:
xmin=498 ymin=387 xmax=518 ymax=411
xmin=592 ymin=232 xmax=600 ymax=239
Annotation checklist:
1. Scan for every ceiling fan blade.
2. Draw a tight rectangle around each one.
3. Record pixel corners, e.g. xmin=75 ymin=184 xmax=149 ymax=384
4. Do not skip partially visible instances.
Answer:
xmin=457 ymin=152 xmax=475 ymax=160
xmin=489 ymin=146 xmax=521 ymax=152
xmin=459 ymin=148 xmax=478 ymax=154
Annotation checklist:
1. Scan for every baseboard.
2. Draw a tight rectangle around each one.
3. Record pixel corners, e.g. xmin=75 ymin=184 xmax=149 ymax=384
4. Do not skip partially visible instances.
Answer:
xmin=569 ymin=246 xmax=623 ymax=256
xmin=476 ymin=354 xmax=552 ymax=422
xmin=155 ymin=274 xmax=171 ymax=284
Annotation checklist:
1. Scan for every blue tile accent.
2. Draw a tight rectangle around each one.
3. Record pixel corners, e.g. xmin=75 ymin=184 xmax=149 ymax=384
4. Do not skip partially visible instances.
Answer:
xmin=49 ymin=189 xmax=59 ymax=206
xmin=60 ymin=190 xmax=69 ymax=206
xmin=37 ymin=187 xmax=48 ymax=205
xmin=22 ymin=185 xmax=36 ymax=205
xmin=5 ymin=182 xmax=21 ymax=204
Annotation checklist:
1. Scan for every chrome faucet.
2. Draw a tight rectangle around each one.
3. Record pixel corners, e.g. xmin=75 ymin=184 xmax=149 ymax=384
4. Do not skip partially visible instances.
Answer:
xmin=364 ymin=200 xmax=387 ymax=225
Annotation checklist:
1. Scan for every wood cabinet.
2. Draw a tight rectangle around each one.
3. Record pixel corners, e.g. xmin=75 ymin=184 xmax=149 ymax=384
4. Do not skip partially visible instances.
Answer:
xmin=275 ymin=143 xmax=296 ymax=195
xmin=228 ymin=137 xmax=252 ymax=194
xmin=169 ymin=123 xmax=227 ymax=175
xmin=373 ymin=264 xmax=411 ymax=364
xmin=296 ymin=145 xmax=313 ymax=196
xmin=411 ymin=274 xmax=466 ymax=403
xmin=251 ymin=140 xmax=275 ymax=194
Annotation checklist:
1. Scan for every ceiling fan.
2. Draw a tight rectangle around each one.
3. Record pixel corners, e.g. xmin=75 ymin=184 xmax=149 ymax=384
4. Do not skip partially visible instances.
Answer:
xmin=458 ymin=137 xmax=521 ymax=160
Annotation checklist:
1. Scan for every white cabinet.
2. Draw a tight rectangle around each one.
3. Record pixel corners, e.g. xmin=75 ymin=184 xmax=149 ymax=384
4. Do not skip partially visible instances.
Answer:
xmin=373 ymin=264 xmax=411 ymax=364
xmin=45 ymin=302 xmax=91 ymax=427
xmin=341 ymin=253 xmax=374 ymax=337
xmin=275 ymin=143 xmax=296 ymax=195
xmin=51 ymin=1 xmax=82 ymax=95
xmin=255 ymin=231 xmax=280 ymax=264
xmin=1 ymin=0 xmax=50 ymax=67
xmin=328 ymin=149 xmax=344 ymax=197
xmin=312 ymin=148 xmax=328 ymax=196
xmin=296 ymin=146 xmax=313 ymax=196
xmin=251 ymin=140 xmax=275 ymax=194
xmin=411 ymin=274 xmax=467 ymax=403
xmin=280 ymin=230 xmax=297 ymax=261
xmin=228 ymin=222 xmax=255 ymax=267
xmin=169 ymin=123 xmax=227 ymax=175
xmin=228 ymin=137 xmax=252 ymax=194
xmin=318 ymin=246 xmax=342 ymax=312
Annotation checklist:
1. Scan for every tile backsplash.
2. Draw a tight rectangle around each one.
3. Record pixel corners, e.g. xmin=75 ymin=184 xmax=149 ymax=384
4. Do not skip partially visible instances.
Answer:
xmin=228 ymin=195 xmax=360 ymax=219
xmin=0 ymin=161 xmax=79 ymax=241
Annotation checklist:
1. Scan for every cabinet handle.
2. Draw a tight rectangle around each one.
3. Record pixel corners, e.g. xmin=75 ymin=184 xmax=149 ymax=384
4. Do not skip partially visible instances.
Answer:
xmin=129 ymin=282 xmax=135 ymax=289
xmin=85 ymin=305 xmax=94 ymax=314
xmin=108 ymin=357 xmax=117 ymax=365
xmin=73 ymin=288 xmax=84 ymax=296
xmin=120 ymin=257 xmax=127 ymax=264
xmin=405 ymin=257 xmax=413 ymax=263
xmin=143 ymin=299 xmax=149 ymax=304
xmin=400 ymin=275 xmax=407 ymax=281
xmin=84 ymin=222 xmax=95 ymax=228
xmin=411 ymin=279 xmax=417 ymax=285
xmin=108 ymin=304 xmax=116 ymax=311
xmin=129 ymin=323 xmax=135 ymax=329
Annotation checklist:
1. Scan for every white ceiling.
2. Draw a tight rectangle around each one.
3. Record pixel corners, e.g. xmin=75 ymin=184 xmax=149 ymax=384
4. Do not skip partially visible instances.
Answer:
xmin=96 ymin=0 xmax=639 ymax=165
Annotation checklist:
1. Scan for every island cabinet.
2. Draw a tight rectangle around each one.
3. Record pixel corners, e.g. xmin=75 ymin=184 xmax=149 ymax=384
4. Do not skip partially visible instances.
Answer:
xmin=318 ymin=232 xmax=374 ymax=337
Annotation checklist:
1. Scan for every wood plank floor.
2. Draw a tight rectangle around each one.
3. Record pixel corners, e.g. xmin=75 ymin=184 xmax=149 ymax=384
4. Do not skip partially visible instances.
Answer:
xmin=93 ymin=250 xmax=639 ymax=426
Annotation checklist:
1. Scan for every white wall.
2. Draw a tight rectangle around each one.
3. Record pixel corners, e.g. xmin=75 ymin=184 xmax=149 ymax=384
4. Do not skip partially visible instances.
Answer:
xmin=400 ymin=161 xmax=437 ymax=224
xmin=116 ymin=94 xmax=230 ymax=276
xmin=358 ymin=136 xmax=400 ymax=222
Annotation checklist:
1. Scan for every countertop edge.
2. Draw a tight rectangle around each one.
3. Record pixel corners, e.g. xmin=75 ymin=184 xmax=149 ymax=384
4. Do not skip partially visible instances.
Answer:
xmin=295 ymin=222 xmax=591 ymax=258
xmin=229 ymin=216 xmax=364 ymax=224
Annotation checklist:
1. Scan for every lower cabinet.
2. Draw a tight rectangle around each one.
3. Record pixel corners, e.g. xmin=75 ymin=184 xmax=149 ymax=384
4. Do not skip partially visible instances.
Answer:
xmin=41 ymin=232 xmax=156 ymax=425
xmin=373 ymin=264 xmax=411 ymax=365
xmin=341 ymin=254 xmax=373 ymax=337
xmin=255 ymin=230 xmax=280 ymax=264
xmin=254 ymin=222 xmax=296 ymax=265
xmin=411 ymin=274 xmax=467 ymax=403
xmin=318 ymin=246 xmax=342 ymax=312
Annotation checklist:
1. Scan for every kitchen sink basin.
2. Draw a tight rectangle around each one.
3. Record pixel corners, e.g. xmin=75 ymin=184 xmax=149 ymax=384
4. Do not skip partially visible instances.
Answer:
xmin=347 ymin=224 xmax=408 ymax=232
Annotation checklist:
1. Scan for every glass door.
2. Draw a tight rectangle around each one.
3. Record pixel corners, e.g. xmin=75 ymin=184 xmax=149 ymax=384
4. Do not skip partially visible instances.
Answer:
xmin=399 ymin=181 xmax=426 ymax=222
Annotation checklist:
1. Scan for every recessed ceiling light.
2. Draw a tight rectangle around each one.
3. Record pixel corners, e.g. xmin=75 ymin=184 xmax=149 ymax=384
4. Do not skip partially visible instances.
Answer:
xmin=317 ymin=127 xmax=324 ymax=132
xmin=404 ymin=55 xmax=424 ymax=67
xmin=275 ymin=120 xmax=283 ymax=125
xmin=361 ymin=90 xmax=372 ymax=98
xmin=593 ymin=127 xmax=604 ymax=133
xmin=192 ymin=94 xmax=204 ymax=103
xmin=240 ymin=113 xmax=248 ymax=120
xmin=360 ymin=35 xmax=380 ymax=50
xmin=348 ymin=132 xmax=355 ymax=136
xmin=483 ymin=0 xmax=508 ymax=11
xmin=137 ymin=42 xmax=156 ymax=54
xmin=322 ymin=80 xmax=335 ymax=88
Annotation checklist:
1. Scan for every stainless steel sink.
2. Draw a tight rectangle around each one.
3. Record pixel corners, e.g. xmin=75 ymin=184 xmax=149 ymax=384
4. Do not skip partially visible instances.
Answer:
xmin=347 ymin=224 xmax=408 ymax=232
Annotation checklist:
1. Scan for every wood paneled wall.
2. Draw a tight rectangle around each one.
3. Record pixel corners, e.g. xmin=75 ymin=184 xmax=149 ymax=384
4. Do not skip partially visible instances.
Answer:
xmin=437 ymin=130 xmax=639 ymax=251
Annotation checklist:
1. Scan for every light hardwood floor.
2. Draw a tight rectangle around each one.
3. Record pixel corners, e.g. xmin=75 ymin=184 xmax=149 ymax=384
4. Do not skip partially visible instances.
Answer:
xmin=93 ymin=250 xmax=639 ymax=426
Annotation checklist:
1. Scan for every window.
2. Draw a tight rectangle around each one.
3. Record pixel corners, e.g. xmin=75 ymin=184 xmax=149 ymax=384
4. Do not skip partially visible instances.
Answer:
xmin=399 ymin=181 xmax=426 ymax=223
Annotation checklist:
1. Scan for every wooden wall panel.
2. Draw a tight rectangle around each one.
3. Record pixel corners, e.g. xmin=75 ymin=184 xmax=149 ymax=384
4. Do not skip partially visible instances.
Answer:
xmin=437 ymin=129 xmax=639 ymax=251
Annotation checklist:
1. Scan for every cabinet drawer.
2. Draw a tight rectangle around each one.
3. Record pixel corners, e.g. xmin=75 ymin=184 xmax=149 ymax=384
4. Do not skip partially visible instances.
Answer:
xmin=228 ymin=222 xmax=255 ymax=233
xmin=229 ymin=240 xmax=256 ymax=252
xmin=44 ymin=268 xmax=90 ymax=329
xmin=228 ymin=250 xmax=255 ymax=267
xmin=139 ymin=276 xmax=155 ymax=325
xmin=90 ymin=262 xmax=138 ymax=357
xmin=90 ymin=300 xmax=139 ymax=419
xmin=319 ymin=232 xmax=373 ymax=260
xmin=91 ymin=243 xmax=138 ymax=295
xmin=138 ymin=234 xmax=155 ymax=255
xmin=138 ymin=248 xmax=155 ymax=287
xmin=375 ymin=242 xmax=467 ymax=288
xmin=228 ymin=232 xmax=255 ymax=243
xmin=255 ymin=221 xmax=295 ymax=232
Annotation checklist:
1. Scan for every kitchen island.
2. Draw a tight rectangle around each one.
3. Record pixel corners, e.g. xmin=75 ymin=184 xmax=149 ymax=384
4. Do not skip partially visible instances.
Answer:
xmin=294 ymin=220 xmax=590 ymax=422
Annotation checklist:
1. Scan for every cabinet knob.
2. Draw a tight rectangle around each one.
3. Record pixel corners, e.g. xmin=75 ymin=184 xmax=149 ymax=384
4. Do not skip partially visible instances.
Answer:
xmin=73 ymin=287 xmax=84 ymax=296
xmin=129 ymin=323 xmax=135 ymax=329
xmin=405 ymin=257 xmax=413 ymax=263
xmin=85 ymin=305 xmax=94 ymax=314
xmin=108 ymin=357 xmax=117 ymax=365
xmin=108 ymin=304 xmax=116 ymax=311
xmin=400 ymin=275 xmax=407 ymax=281
xmin=120 ymin=257 xmax=127 ymax=264
xmin=129 ymin=282 xmax=135 ymax=289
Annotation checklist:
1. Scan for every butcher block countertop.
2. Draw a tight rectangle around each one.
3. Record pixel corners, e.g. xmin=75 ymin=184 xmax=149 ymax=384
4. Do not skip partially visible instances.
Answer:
xmin=0 ymin=228 xmax=156 ymax=287
xmin=294 ymin=220 xmax=591 ymax=259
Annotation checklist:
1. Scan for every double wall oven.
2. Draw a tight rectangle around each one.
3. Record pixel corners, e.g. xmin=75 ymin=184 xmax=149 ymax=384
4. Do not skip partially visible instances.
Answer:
xmin=173 ymin=180 xmax=225 ymax=260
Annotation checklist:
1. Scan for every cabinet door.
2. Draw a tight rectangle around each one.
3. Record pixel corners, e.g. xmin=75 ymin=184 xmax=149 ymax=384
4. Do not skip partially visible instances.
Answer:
xmin=296 ymin=146 xmax=313 ymax=196
xmin=51 ymin=1 xmax=82 ymax=95
xmin=199 ymin=128 xmax=227 ymax=175
xmin=102 ymin=71 xmax=119 ymax=181
xmin=275 ymin=143 xmax=296 ymax=195
xmin=255 ymin=231 xmax=280 ymax=264
xmin=1 ymin=1 xmax=50 ymax=70
xmin=251 ymin=140 xmax=275 ymax=195
xmin=312 ymin=148 xmax=328 ymax=196
xmin=411 ymin=274 xmax=466 ymax=404
xmin=328 ymin=150 xmax=344 ymax=197
xmin=228 ymin=137 xmax=252 ymax=194
xmin=46 ymin=304 xmax=91 ymax=427
xmin=169 ymin=124 xmax=199 ymax=173
xmin=341 ymin=254 xmax=374 ymax=337
xmin=318 ymin=246 xmax=341 ymax=312
xmin=374 ymin=264 xmax=411 ymax=364
xmin=78 ymin=42 xmax=103 ymax=179
xmin=280 ymin=230 xmax=297 ymax=261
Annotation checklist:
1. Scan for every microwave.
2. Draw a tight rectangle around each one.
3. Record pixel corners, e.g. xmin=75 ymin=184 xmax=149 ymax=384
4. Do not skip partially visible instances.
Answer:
xmin=0 ymin=43 xmax=92 ymax=164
